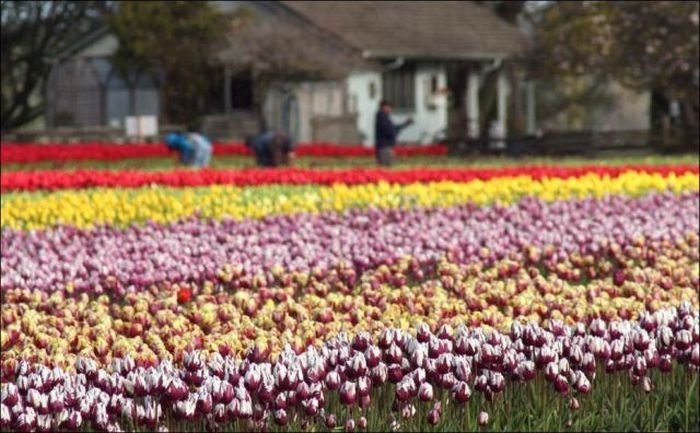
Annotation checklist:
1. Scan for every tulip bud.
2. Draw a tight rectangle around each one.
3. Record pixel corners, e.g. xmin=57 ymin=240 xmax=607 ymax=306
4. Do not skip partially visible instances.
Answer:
xmin=416 ymin=323 xmax=431 ymax=343
xmin=1 ymin=383 xmax=19 ymax=407
xmin=451 ymin=381 xmax=471 ymax=403
xmin=554 ymin=374 xmax=569 ymax=394
xmin=657 ymin=326 xmax=674 ymax=349
xmin=348 ymin=353 xmax=368 ymax=379
xmin=385 ymin=344 xmax=403 ymax=365
xmin=388 ymin=364 xmax=403 ymax=384
xmin=379 ymin=329 xmax=395 ymax=349
xmin=517 ymin=360 xmax=536 ymax=381
xmin=569 ymin=397 xmax=580 ymax=410
xmin=358 ymin=416 xmax=368 ymax=430
xmin=326 ymin=413 xmax=337 ymax=428
xmin=478 ymin=411 xmax=489 ymax=426
xmin=0 ymin=404 xmax=10 ymax=430
xmin=676 ymin=330 xmax=692 ymax=351
xmin=352 ymin=332 xmax=370 ymax=352
xmin=643 ymin=376 xmax=652 ymax=393
xmin=419 ymin=383 xmax=434 ymax=402
xmin=691 ymin=344 xmax=700 ymax=367
xmin=302 ymin=398 xmax=320 ymax=417
xmin=427 ymin=407 xmax=441 ymax=425
xmin=574 ymin=371 xmax=591 ymax=394
xmin=340 ymin=381 xmax=357 ymax=406
xmin=244 ymin=365 xmax=262 ymax=392
xmin=365 ymin=346 xmax=382 ymax=368
xmin=65 ymin=410 xmax=82 ymax=430
xmin=659 ymin=355 xmax=673 ymax=373
xmin=345 ymin=418 xmax=356 ymax=432
xmin=395 ymin=379 xmax=413 ymax=402
xmin=326 ymin=371 xmax=341 ymax=391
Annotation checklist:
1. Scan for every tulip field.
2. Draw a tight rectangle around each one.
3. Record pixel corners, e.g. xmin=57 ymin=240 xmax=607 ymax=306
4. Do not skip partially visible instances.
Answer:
xmin=1 ymin=143 xmax=699 ymax=432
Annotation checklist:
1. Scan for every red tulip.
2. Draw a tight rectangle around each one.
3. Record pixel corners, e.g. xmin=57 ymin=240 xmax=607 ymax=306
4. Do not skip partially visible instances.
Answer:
xmin=177 ymin=287 xmax=192 ymax=304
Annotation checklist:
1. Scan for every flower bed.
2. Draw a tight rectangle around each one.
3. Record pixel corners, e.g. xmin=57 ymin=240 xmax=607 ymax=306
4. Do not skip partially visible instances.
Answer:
xmin=2 ymin=164 xmax=697 ymax=191
xmin=1 ymin=162 xmax=698 ymax=432
xmin=0 ymin=143 xmax=448 ymax=165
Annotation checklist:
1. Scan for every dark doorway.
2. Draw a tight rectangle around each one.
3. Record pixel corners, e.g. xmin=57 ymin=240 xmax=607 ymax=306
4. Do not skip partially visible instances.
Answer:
xmin=230 ymin=71 xmax=253 ymax=110
xmin=446 ymin=64 xmax=467 ymax=138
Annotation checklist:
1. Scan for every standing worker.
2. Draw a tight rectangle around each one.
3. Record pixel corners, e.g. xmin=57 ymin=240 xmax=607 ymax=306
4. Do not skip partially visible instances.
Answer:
xmin=374 ymin=100 xmax=413 ymax=167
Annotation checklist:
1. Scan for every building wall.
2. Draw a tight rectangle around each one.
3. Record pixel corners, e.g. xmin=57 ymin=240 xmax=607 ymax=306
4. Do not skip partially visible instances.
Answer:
xmin=347 ymin=64 xmax=449 ymax=146
xmin=346 ymin=72 xmax=382 ymax=147
xmin=264 ymin=81 xmax=350 ymax=143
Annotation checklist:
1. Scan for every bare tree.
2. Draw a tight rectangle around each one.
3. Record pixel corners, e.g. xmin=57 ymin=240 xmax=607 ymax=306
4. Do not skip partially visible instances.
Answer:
xmin=1 ymin=1 xmax=113 ymax=130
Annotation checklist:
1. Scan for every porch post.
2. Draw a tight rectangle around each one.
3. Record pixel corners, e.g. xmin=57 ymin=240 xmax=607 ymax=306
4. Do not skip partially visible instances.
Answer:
xmin=466 ymin=68 xmax=480 ymax=139
xmin=525 ymin=80 xmax=536 ymax=135
xmin=224 ymin=66 xmax=232 ymax=113
xmin=493 ymin=66 xmax=509 ymax=148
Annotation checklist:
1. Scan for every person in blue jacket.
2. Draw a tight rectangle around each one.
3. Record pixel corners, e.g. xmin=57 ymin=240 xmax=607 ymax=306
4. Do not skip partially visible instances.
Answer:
xmin=245 ymin=130 xmax=295 ymax=167
xmin=165 ymin=131 xmax=212 ymax=168
xmin=375 ymin=99 xmax=413 ymax=167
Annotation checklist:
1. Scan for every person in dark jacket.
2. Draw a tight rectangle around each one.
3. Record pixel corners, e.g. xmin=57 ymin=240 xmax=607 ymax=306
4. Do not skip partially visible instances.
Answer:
xmin=374 ymin=100 xmax=413 ymax=166
xmin=245 ymin=130 xmax=295 ymax=167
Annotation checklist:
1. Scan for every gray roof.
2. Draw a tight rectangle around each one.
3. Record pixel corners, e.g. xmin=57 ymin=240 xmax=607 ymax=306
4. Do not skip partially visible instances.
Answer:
xmin=280 ymin=1 xmax=527 ymax=60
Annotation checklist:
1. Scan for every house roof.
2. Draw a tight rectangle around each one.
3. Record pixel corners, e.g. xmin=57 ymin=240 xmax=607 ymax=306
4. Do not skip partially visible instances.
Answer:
xmin=279 ymin=1 xmax=527 ymax=60
xmin=51 ymin=25 xmax=112 ymax=60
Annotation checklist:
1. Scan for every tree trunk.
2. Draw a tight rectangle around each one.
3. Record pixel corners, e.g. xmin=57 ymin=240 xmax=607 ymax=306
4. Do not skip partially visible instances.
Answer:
xmin=252 ymin=69 xmax=269 ymax=132
xmin=508 ymin=63 xmax=525 ymax=135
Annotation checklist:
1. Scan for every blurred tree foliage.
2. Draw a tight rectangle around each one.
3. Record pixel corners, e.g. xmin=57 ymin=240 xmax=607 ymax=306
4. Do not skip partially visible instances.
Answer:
xmin=531 ymin=1 xmax=699 ymax=131
xmin=1 ymin=1 xmax=112 ymax=130
xmin=108 ymin=1 xmax=226 ymax=126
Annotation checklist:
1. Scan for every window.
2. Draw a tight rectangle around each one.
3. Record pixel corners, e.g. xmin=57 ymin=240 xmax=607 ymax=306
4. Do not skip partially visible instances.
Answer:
xmin=382 ymin=65 xmax=415 ymax=110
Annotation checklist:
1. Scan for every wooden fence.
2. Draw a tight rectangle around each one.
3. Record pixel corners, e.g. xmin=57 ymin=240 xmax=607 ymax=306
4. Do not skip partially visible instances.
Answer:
xmin=445 ymin=128 xmax=700 ymax=157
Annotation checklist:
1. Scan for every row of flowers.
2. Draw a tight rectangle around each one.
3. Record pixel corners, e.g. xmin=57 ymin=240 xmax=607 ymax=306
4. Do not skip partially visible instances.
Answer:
xmin=1 ymin=304 xmax=698 ymax=432
xmin=2 ymin=192 xmax=697 ymax=294
xmin=2 ymin=240 xmax=698 ymax=369
xmin=1 ymin=164 xmax=698 ymax=191
xmin=0 ymin=143 xmax=448 ymax=165
xmin=2 ymin=171 xmax=698 ymax=230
